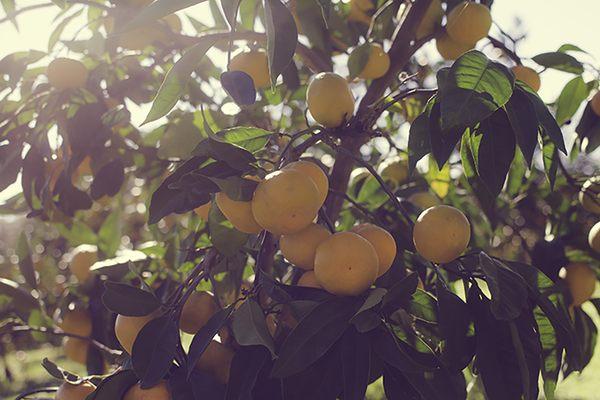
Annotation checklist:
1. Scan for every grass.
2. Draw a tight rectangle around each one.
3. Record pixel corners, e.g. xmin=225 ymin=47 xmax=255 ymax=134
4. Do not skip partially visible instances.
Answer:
xmin=2 ymin=304 xmax=600 ymax=399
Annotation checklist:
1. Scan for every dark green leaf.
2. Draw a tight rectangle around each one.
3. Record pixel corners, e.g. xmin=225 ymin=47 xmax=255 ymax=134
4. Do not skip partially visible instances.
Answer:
xmin=408 ymin=104 xmax=433 ymax=174
xmin=42 ymin=358 xmax=80 ymax=383
xmin=209 ymin=176 xmax=258 ymax=201
xmin=532 ymin=52 xmax=584 ymax=74
xmin=542 ymin=139 xmax=559 ymax=190
xmin=225 ymin=346 xmax=270 ymax=400
xmin=221 ymin=71 xmax=256 ymax=105
xmin=341 ymin=328 xmax=370 ymax=400
xmin=208 ymin=204 xmax=249 ymax=256
xmin=231 ymin=298 xmax=276 ymax=357
xmin=505 ymin=89 xmax=539 ymax=166
xmin=575 ymin=103 xmax=600 ymax=153
xmin=0 ymin=277 xmax=39 ymax=312
xmin=271 ymin=298 xmax=357 ymax=378
xmin=16 ymin=232 xmax=36 ymax=289
xmin=85 ymin=369 xmax=138 ymax=400
xmin=143 ymin=36 xmax=218 ymax=124
xmin=295 ymin=0 xmax=332 ymax=55
xmin=371 ymin=326 xmax=436 ymax=373
xmin=438 ymin=50 xmax=514 ymax=130
xmin=102 ymin=282 xmax=161 ymax=317
xmin=381 ymin=272 xmax=418 ymax=314
xmin=348 ymin=43 xmax=372 ymax=80
xmin=91 ymin=159 xmax=125 ymax=200
xmin=132 ymin=315 xmax=178 ymax=388
xmin=263 ymin=0 xmax=298 ymax=85
xmin=479 ymin=253 xmax=528 ymax=321
xmin=429 ymin=102 xmax=466 ymax=168
xmin=437 ymin=282 xmax=474 ymax=370
xmin=352 ymin=288 xmax=387 ymax=321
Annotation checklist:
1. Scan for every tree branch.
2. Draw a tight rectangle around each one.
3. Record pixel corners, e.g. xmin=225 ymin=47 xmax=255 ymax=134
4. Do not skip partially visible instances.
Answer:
xmin=487 ymin=35 xmax=521 ymax=64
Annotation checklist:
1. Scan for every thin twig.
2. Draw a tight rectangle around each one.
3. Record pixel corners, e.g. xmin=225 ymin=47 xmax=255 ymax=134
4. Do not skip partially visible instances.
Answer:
xmin=487 ymin=35 xmax=521 ymax=64
xmin=14 ymin=387 xmax=59 ymax=400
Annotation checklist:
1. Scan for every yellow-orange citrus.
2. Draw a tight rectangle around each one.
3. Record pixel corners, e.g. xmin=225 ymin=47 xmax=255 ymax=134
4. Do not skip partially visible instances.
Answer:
xmin=348 ymin=2 xmax=372 ymax=25
xmin=306 ymin=72 xmax=355 ymax=128
xmin=252 ymin=169 xmax=321 ymax=235
xmin=194 ymin=202 xmax=211 ymax=220
xmin=358 ymin=43 xmax=390 ymax=80
xmin=280 ymin=223 xmax=332 ymax=270
xmin=69 ymin=244 xmax=98 ymax=282
xmin=283 ymin=160 xmax=329 ymax=206
xmin=446 ymin=1 xmax=492 ymax=45
xmin=124 ymin=381 xmax=171 ymax=400
xmin=56 ymin=381 xmax=96 ymax=400
xmin=436 ymin=31 xmax=475 ymax=60
xmin=60 ymin=309 xmax=92 ymax=337
xmin=216 ymin=191 xmax=262 ymax=234
xmin=512 ymin=65 xmax=541 ymax=92
xmin=115 ymin=312 xmax=157 ymax=354
xmin=47 ymin=58 xmax=88 ymax=90
xmin=195 ymin=340 xmax=234 ymax=384
xmin=229 ymin=50 xmax=270 ymax=89
xmin=63 ymin=337 xmax=89 ymax=365
xmin=565 ymin=263 xmax=597 ymax=306
xmin=408 ymin=192 xmax=440 ymax=209
xmin=351 ymin=223 xmax=397 ymax=277
xmin=378 ymin=156 xmax=409 ymax=186
xmin=297 ymin=270 xmax=322 ymax=289
xmin=579 ymin=177 xmax=600 ymax=214
xmin=589 ymin=221 xmax=600 ymax=252
xmin=314 ymin=232 xmax=379 ymax=296
xmin=413 ymin=205 xmax=471 ymax=263
xmin=179 ymin=291 xmax=218 ymax=334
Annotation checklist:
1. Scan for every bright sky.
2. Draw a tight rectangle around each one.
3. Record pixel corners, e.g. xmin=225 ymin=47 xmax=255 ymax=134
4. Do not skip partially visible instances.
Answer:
xmin=1 ymin=0 xmax=599 ymax=203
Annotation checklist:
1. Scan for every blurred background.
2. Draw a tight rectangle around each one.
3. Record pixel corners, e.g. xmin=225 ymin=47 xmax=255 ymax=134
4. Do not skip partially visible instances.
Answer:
xmin=1 ymin=0 xmax=600 ymax=398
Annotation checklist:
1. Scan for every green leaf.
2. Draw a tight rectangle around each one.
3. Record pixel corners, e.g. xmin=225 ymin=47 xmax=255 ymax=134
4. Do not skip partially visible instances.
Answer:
xmin=407 ymin=289 xmax=438 ymax=324
xmin=193 ymin=135 xmax=256 ymax=171
xmin=429 ymin=102 xmax=466 ymax=168
xmin=352 ymin=288 xmax=387 ymax=321
xmin=0 ymin=277 xmax=39 ymax=312
xmin=220 ymin=0 xmax=242 ymax=29
xmin=479 ymin=253 xmax=528 ymax=321
xmin=439 ymin=50 xmax=514 ymax=130
xmin=558 ymin=44 xmax=588 ymax=54
xmin=209 ymin=176 xmax=257 ymax=201
xmin=98 ymin=210 xmax=121 ymax=257
xmin=532 ymin=52 xmax=584 ymax=74
xmin=16 ymin=232 xmax=36 ymax=289
xmin=144 ymin=36 xmax=219 ymax=124
xmin=41 ymin=358 xmax=80 ymax=383
xmin=437 ymin=282 xmax=474 ymax=370
xmin=225 ymin=346 xmax=270 ymax=400
xmin=534 ymin=307 xmax=561 ymax=400
xmin=370 ymin=326 xmax=435 ymax=372
xmin=85 ymin=370 xmax=139 ymax=400
xmin=1 ymin=0 xmax=18 ymax=30
xmin=408 ymin=101 xmax=433 ymax=173
xmin=575 ymin=103 xmax=600 ymax=153
xmin=341 ymin=327 xmax=371 ymax=400
xmin=271 ymin=297 xmax=358 ymax=378
xmin=231 ymin=298 xmax=276 ymax=357
xmin=555 ymin=76 xmax=589 ymax=125
xmin=102 ymin=282 xmax=161 ymax=316
xmin=48 ymin=10 xmax=83 ymax=52
xmin=505 ymin=89 xmax=539 ymax=166
xmin=542 ymin=139 xmax=559 ymax=190
xmin=132 ymin=315 xmax=179 ymax=388
xmin=475 ymin=110 xmax=516 ymax=197
xmin=295 ymin=0 xmax=332 ymax=55
xmin=208 ymin=202 xmax=249 ymax=256
xmin=263 ymin=0 xmax=298 ymax=85
xmin=121 ymin=0 xmax=209 ymax=32
xmin=217 ymin=126 xmax=272 ymax=153
xmin=348 ymin=43 xmax=372 ymax=80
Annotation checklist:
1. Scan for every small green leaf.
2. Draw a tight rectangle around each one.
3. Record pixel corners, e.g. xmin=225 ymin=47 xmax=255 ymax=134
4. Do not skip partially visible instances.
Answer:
xmin=542 ymin=139 xmax=559 ymax=190
xmin=231 ymin=298 xmax=276 ymax=357
xmin=532 ymin=52 xmax=584 ymax=74
xmin=263 ymin=0 xmax=298 ymax=85
xmin=208 ymin=203 xmax=249 ymax=256
xmin=144 ymin=36 xmax=219 ymax=124
xmin=505 ymin=89 xmax=539 ymax=166
xmin=102 ymin=282 xmax=161 ymax=316
xmin=0 ymin=277 xmax=39 ymax=312
xmin=16 ymin=232 xmax=36 ymax=289
xmin=439 ymin=50 xmax=515 ymax=130
xmin=348 ymin=43 xmax=372 ymax=79
xmin=218 ymin=126 xmax=272 ymax=153
xmin=121 ymin=0 xmax=209 ymax=33
xmin=555 ymin=76 xmax=589 ymax=125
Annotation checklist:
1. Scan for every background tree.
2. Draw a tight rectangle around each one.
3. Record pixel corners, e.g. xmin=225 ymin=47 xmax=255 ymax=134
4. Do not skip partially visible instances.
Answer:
xmin=0 ymin=0 xmax=599 ymax=399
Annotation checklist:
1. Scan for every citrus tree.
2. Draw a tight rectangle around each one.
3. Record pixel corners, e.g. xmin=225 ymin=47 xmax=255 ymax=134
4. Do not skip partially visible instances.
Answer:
xmin=0 ymin=0 xmax=599 ymax=399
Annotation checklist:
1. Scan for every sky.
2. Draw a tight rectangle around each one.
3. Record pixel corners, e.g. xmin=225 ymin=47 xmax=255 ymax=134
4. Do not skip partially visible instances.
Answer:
xmin=1 ymin=0 xmax=599 ymax=203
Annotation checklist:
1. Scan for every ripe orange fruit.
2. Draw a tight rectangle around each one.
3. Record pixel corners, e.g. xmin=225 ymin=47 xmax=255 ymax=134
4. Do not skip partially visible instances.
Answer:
xmin=179 ymin=291 xmax=218 ymax=334
xmin=579 ymin=177 xmax=600 ymax=214
xmin=314 ymin=232 xmax=379 ymax=296
xmin=565 ymin=263 xmax=597 ymax=306
xmin=60 ymin=309 xmax=92 ymax=337
xmin=47 ymin=58 xmax=88 ymax=90
xmin=436 ymin=31 xmax=475 ymax=61
xmin=413 ymin=205 xmax=471 ymax=264
xmin=358 ymin=43 xmax=390 ymax=80
xmin=194 ymin=202 xmax=211 ymax=220
xmin=252 ymin=169 xmax=321 ymax=235
xmin=56 ymin=381 xmax=96 ymax=400
xmin=69 ymin=244 xmax=98 ymax=283
xmin=351 ymin=223 xmax=397 ymax=277
xmin=194 ymin=340 xmax=234 ymax=384
xmin=216 ymin=191 xmax=262 ymax=234
xmin=114 ymin=313 xmax=157 ymax=354
xmin=123 ymin=381 xmax=171 ymax=400
xmin=297 ymin=270 xmax=322 ymax=289
xmin=280 ymin=223 xmax=332 ymax=270
xmin=591 ymin=92 xmax=600 ymax=116
xmin=283 ymin=160 xmax=329 ymax=206
xmin=229 ymin=49 xmax=270 ymax=89
xmin=306 ymin=72 xmax=355 ymax=128
xmin=512 ymin=65 xmax=541 ymax=92
xmin=408 ymin=192 xmax=440 ymax=209
xmin=446 ymin=1 xmax=492 ymax=45
xmin=63 ymin=337 xmax=89 ymax=365
xmin=589 ymin=221 xmax=600 ymax=252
